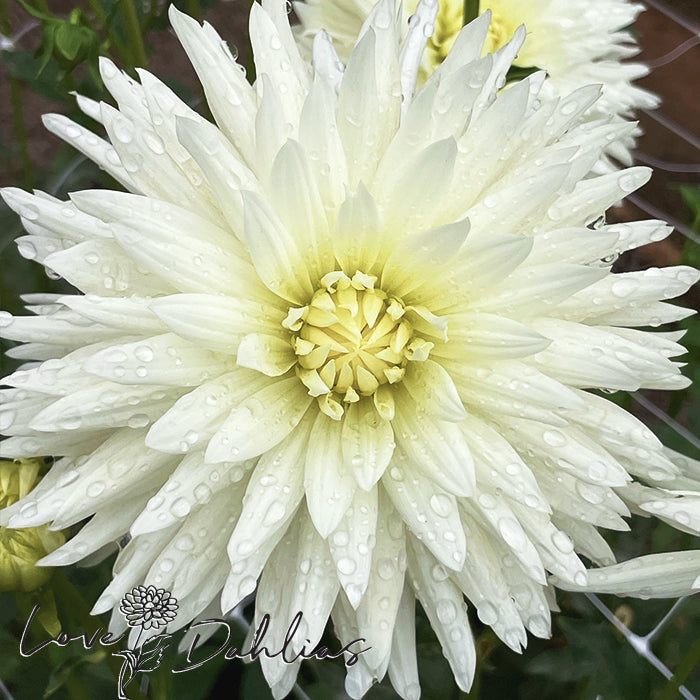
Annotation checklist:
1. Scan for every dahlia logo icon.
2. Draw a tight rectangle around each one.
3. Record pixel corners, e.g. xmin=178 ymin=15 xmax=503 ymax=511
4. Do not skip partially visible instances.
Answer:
xmin=114 ymin=585 xmax=178 ymax=699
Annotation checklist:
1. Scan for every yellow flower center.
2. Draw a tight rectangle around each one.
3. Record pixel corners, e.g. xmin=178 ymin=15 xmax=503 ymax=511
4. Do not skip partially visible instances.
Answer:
xmin=283 ymin=271 xmax=434 ymax=419
xmin=417 ymin=0 xmax=524 ymax=80
xmin=481 ymin=2 xmax=518 ymax=55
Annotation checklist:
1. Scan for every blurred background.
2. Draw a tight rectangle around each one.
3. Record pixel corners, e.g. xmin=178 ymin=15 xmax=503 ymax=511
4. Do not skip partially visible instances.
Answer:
xmin=0 ymin=1 xmax=698 ymax=698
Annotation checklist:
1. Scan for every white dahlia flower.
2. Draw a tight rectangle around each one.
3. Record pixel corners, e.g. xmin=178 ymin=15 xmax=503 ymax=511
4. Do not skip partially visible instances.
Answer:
xmin=0 ymin=1 xmax=698 ymax=698
xmin=294 ymin=0 xmax=660 ymax=169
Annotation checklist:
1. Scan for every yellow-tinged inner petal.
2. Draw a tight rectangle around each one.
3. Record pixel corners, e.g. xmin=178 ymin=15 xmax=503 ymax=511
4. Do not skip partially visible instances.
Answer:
xmin=284 ymin=271 xmax=436 ymax=419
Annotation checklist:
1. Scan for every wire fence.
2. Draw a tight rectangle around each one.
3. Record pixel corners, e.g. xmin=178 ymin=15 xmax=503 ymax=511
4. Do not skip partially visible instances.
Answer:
xmin=589 ymin=2 xmax=700 ymax=696
xmin=0 ymin=0 xmax=698 ymax=699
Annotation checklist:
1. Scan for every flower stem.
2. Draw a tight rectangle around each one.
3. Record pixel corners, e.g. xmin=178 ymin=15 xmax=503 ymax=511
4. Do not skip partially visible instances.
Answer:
xmin=120 ymin=0 xmax=147 ymax=67
xmin=0 ymin=0 xmax=34 ymax=189
xmin=187 ymin=0 xmax=201 ymax=21
xmin=463 ymin=0 xmax=480 ymax=25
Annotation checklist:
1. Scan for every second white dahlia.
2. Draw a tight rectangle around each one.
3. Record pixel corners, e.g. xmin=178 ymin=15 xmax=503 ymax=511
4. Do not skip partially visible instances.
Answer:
xmin=294 ymin=0 xmax=660 ymax=168
xmin=0 ymin=1 xmax=698 ymax=699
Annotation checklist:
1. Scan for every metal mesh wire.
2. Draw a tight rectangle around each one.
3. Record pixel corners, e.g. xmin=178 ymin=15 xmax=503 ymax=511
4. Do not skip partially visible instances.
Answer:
xmin=586 ymin=2 xmax=700 ymax=696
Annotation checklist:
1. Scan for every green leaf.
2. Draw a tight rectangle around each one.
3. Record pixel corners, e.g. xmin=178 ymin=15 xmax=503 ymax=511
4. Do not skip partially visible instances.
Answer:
xmin=506 ymin=65 xmax=544 ymax=82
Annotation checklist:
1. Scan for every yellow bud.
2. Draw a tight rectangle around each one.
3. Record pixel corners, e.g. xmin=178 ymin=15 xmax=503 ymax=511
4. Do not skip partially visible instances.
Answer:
xmin=0 ymin=459 xmax=65 ymax=593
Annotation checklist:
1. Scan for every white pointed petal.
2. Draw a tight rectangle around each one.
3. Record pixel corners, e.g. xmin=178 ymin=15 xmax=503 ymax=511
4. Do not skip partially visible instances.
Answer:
xmin=566 ymin=390 xmax=679 ymax=485
xmin=338 ymin=26 xmax=400 ymax=188
xmin=85 ymin=333 xmax=235 ymax=386
xmin=99 ymin=103 xmax=218 ymax=222
xmin=109 ymin=218 xmax=247 ymax=296
xmin=449 ymin=359 xmax=584 ymax=427
xmin=402 ymin=360 xmax=466 ymax=422
xmin=143 ymin=487 xmax=242 ymax=600
xmin=450 ymin=516 xmax=527 ymax=651
xmin=527 ymin=227 xmax=621 ymax=266
xmin=269 ymin=139 xmax=334 ymax=281
xmin=44 ymin=240 xmax=174 ymax=297
xmin=547 ymin=167 xmax=651 ymax=228
xmin=432 ymin=11 xmax=491 ymax=79
xmin=299 ymin=74 xmax=348 ymax=210
xmin=29 ymin=382 xmax=182 ymax=433
xmin=250 ymin=2 xmax=308 ymax=122
xmin=175 ymin=115 xmax=259 ymax=238
xmin=466 ymin=495 xmax=546 ymax=584
xmin=500 ymin=556 xmax=552 ymax=640
xmin=529 ymin=318 xmax=687 ymax=391
xmin=391 ymin=387 xmax=475 ymax=497
xmin=510 ymin=504 xmax=588 ymax=586
xmin=38 ymin=491 xmax=152 ymax=566
xmin=99 ymin=57 xmax=149 ymax=121
xmin=501 ymin=418 xmax=631 ymax=488
xmin=355 ymin=489 xmax=406 ymax=670
xmin=382 ymin=448 xmax=466 ymax=570
xmin=206 ymin=377 xmax=312 ymax=462
xmin=341 ymin=402 xmax=395 ymax=490
xmin=398 ymin=0 xmax=438 ymax=116
xmin=551 ymin=551 xmax=700 ymax=597
xmin=329 ymin=486 xmax=378 ymax=607
xmin=3 ymin=353 xmax=92 ymax=397
xmin=334 ymin=182 xmax=383 ymax=275
xmin=242 ymin=190 xmax=314 ymax=304
xmin=473 ymin=264 xmax=607 ymax=317
xmin=622 ymin=482 xmax=700 ymax=537
xmin=387 ymin=584 xmax=420 ymax=700
xmin=256 ymin=511 xmax=339 ymax=685
xmin=255 ymin=73 xmax=293 ymax=176
xmin=59 ymin=295 xmax=165 ymax=335
xmin=145 ymin=370 xmax=269 ymax=454
xmin=381 ymin=219 xmax=470 ymax=299
xmin=136 ymin=69 xmax=213 ymax=168
xmin=130 ymin=452 xmax=252 ymax=536
xmin=0 ymin=431 xmax=110 ymax=459
xmin=30 ymin=428 xmax=175 ymax=529
xmin=441 ymin=313 xmax=551 ymax=362
xmin=236 ymin=333 xmax=296 ymax=377
xmin=304 ymin=410 xmax=356 ymax=537
xmin=459 ymin=414 xmax=550 ymax=513
xmin=150 ymin=294 xmax=284 ymax=354
xmin=41 ymin=114 xmax=138 ymax=192
xmin=555 ymin=267 xmax=700 ymax=324
xmin=92 ymin=526 xmax=179 ymax=615
xmin=379 ymin=137 xmax=457 ymax=235
xmin=168 ymin=6 xmax=257 ymax=163
xmin=406 ymin=537 xmax=475 ymax=691
xmin=551 ymin=514 xmax=617 ymax=567
xmin=1 ymin=187 xmax=108 ymax=243
xmin=226 ymin=413 xmax=310 ymax=562
xmin=311 ymin=30 xmax=344 ymax=92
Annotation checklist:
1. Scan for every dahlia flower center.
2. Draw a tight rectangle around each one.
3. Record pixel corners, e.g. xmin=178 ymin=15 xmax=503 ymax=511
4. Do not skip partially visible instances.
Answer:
xmin=283 ymin=271 xmax=434 ymax=418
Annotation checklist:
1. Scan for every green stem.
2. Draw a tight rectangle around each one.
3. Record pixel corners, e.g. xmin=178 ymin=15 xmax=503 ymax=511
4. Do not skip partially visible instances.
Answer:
xmin=463 ymin=0 xmax=480 ymax=25
xmin=656 ymin=636 xmax=700 ymax=700
xmin=187 ymin=0 xmax=201 ymax=20
xmin=120 ymin=0 xmax=147 ymax=67
xmin=0 ymin=0 xmax=33 ymax=188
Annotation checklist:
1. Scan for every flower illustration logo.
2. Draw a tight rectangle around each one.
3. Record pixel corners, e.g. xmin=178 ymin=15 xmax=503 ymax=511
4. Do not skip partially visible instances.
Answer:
xmin=114 ymin=586 xmax=178 ymax=699
xmin=120 ymin=585 xmax=179 ymax=631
